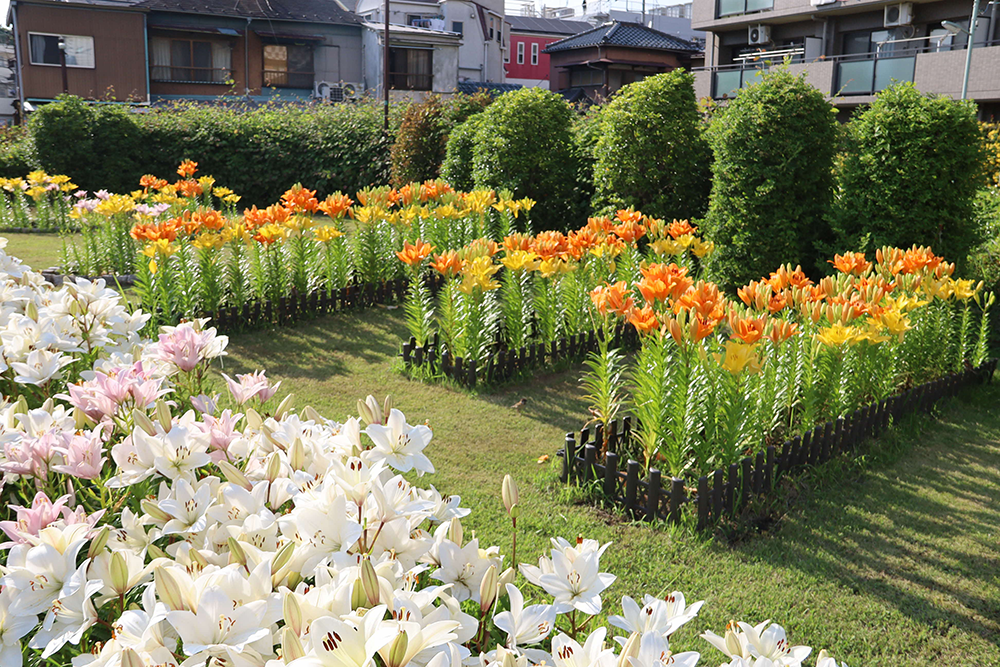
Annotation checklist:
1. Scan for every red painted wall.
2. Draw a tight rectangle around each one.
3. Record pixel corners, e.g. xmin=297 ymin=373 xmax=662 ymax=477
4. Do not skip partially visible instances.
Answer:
xmin=504 ymin=33 xmax=561 ymax=81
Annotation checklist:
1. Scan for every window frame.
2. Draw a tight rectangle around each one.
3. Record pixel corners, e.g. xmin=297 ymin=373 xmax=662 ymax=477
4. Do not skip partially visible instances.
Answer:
xmin=530 ymin=42 xmax=539 ymax=66
xmin=28 ymin=32 xmax=95 ymax=69
xmin=516 ymin=42 xmax=525 ymax=64
xmin=262 ymin=42 xmax=315 ymax=89
xmin=452 ymin=21 xmax=464 ymax=35
xmin=387 ymin=47 xmax=433 ymax=91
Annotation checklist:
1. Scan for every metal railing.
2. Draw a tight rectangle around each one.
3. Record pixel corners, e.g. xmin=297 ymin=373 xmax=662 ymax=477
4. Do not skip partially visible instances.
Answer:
xmin=263 ymin=69 xmax=315 ymax=89
xmin=150 ymin=66 xmax=232 ymax=84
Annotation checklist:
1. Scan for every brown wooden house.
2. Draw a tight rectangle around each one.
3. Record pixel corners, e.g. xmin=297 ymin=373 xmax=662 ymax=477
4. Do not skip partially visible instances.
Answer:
xmin=9 ymin=0 xmax=364 ymax=110
xmin=544 ymin=21 xmax=701 ymax=102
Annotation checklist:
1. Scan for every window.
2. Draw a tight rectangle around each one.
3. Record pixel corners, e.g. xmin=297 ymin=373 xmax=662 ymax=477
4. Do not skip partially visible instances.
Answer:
xmin=717 ymin=0 xmax=773 ymax=18
xmin=516 ymin=42 xmax=524 ymax=64
xmin=388 ymin=48 xmax=432 ymax=90
xmin=531 ymin=43 xmax=539 ymax=65
xmin=150 ymin=37 xmax=231 ymax=83
xmin=452 ymin=21 xmax=463 ymax=34
xmin=263 ymin=44 xmax=314 ymax=88
xmin=570 ymin=68 xmax=603 ymax=86
xmin=28 ymin=33 xmax=94 ymax=68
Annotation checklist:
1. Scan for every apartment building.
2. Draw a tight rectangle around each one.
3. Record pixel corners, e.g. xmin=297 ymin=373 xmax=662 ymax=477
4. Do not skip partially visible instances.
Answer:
xmin=691 ymin=0 xmax=1000 ymax=117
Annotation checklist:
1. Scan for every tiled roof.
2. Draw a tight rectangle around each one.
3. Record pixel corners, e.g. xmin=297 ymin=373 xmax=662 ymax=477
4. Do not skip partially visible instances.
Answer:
xmin=134 ymin=0 xmax=361 ymax=25
xmin=543 ymin=20 xmax=699 ymax=54
xmin=506 ymin=16 xmax=592 ymax=36
xmin=456 ymin=81 xmax=523 ymax=96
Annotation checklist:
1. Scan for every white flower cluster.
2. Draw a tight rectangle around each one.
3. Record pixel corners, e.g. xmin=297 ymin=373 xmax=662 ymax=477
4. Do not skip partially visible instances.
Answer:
xmin=0 ymin=240 xmax=850 ymax=667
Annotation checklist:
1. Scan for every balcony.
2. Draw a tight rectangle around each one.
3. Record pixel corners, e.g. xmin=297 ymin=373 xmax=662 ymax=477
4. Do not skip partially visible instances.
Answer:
xmin=716 ymin=0 xmax=772 ymax=19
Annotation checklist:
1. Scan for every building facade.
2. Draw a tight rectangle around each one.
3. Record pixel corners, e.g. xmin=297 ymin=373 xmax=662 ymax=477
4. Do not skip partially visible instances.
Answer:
xmin=505 ymin=16 xmax=591 ymax=88
xmin=691 ymin=0 xmax=1000 ymax=118
xmin=545 ymin=20 xmax=701 ymax=101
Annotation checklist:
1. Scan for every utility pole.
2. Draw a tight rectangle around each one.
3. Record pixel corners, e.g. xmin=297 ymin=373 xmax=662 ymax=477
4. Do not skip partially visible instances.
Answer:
xmin=58 ymin=36 xmax=69 ymax=94
xmin=383 ymin=0 xmax=390 ymax=130
xmin=960 ymin=0 xmax=982 ymax=100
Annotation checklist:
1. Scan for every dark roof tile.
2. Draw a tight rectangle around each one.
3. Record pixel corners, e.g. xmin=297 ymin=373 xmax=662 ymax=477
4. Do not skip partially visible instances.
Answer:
xmin=543 ymin=20 xmax=698 ymax=54
xmin=135 ymin=0 xmax=360 ymax=25
xmin=506 ymin=16 xmax=592 ymax=36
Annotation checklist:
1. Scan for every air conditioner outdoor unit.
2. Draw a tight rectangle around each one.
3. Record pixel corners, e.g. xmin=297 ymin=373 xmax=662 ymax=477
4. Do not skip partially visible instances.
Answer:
xmin=748 ymin=24 xmax=771 ymax=45
xmin=884 ymin=2 xmax=913 ymax=27
xmin=315 ymin=82 xmax=363 ymax=102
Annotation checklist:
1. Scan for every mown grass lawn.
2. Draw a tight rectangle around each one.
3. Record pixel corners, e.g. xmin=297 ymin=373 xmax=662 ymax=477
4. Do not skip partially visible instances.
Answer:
xmin=2 ymin=232 xmax=65 ymax=270
xmin=214 ymin=307 xmax=1000 ymax=666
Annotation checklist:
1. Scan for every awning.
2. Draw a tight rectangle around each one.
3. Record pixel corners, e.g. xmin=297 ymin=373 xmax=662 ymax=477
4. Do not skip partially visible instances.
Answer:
xmin=147 ymin=25 xmax=244 ymax=35
xmin=255 ymin=31 xmax=326 ymax=41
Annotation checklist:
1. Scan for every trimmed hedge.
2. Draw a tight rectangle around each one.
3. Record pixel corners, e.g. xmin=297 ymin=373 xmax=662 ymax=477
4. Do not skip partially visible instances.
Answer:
xmin=441 ymin=114 xmax=485 ymax=192
xmin=592 ymin=70 xmax=711 ymax=220
xmin=27 ymin=95 xmax=400 ymax=205
xmin=703 ymin=69 xmax=839 ymax=291
xmin=832 ymin=84 xmax=989 ymax=263
xmin=471 ymin=87 xmax=582 ymax=231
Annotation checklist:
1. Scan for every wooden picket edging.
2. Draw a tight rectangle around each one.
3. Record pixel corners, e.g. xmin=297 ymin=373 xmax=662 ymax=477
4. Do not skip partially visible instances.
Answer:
xmin=400 ymin=324 xmax=640 ymax=388
xmin=558 ymin=359 xmax=998 ymax=530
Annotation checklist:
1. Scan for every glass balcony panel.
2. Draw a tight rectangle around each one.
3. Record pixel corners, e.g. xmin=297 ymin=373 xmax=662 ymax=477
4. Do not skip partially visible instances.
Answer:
xmin=715 ymin=70 xmax=742 ymax=98
xmin=718 ymin=0 xmax=744 ymax=16
xmin=874 ymin=56 xmax=915 ymax=92
xmin=838 ymin=60 xmax=875 ymax=95
xmin=746 ymin=0 xmax=773 ymax=12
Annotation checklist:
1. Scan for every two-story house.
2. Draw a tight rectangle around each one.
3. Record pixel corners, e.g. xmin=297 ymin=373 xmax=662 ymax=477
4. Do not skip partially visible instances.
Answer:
xmin=505 ymin=16 xmax=591 ymax=89
xmin=8 ymin=0 xmax=365 ymax=108
xmin=691 ymin=0 xmax=1000 ymax=118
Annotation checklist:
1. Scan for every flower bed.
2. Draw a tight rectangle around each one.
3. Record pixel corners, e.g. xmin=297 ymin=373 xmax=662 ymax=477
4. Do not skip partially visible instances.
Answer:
xmin=0 ymin=242 xmax=857 ymax=667
xmin=560 ymin=358 xmax=997 ymax=529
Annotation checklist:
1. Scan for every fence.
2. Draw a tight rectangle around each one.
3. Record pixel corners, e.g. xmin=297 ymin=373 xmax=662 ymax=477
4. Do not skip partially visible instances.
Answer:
xmin=401 ymin=324 xmax=640 ymax=388
xmin=558 ymin=359 xmax=998 ymax=530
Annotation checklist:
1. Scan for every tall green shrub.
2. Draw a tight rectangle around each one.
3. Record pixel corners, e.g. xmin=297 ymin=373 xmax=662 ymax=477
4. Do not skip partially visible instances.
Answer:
xmin=30 ymin=95 xmax=144 ymax=193
xmin=832 ymin=84 xmax=988 ymax=262
xmin=471 ymin=88 xmax=581 ymax=230
xmin=441 ymin=114 xmax=484 ymax=192
xmin=592 ymin=70 xmax=711 ymax=220
xmin=0 ymin=126 xmax=37 ymax=177
xmin=703 ymin=69 xmax=839 ymax=291
xmin=391 ymin=96 xmax=447 ymax=186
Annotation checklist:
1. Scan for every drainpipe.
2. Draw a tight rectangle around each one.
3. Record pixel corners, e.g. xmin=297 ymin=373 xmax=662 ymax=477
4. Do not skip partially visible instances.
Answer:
xmin=11 ymin=1 xmax=24 ymax=123
xmin=143 ymin=13 xmax=150 ymax=103
xmin=245 ymin=17 xmax=251 ymax=96
xmin=989 ymin=1 xmax=998 ymax=47
xmin=483 ymin=37 xmax=488 ymax=81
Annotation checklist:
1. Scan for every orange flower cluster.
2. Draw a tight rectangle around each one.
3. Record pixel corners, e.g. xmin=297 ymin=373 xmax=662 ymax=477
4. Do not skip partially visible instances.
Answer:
xmin=319 ymin=193 xmax=354 ymax=219
xmin=176 ymin=160 xmax=198 ymax=178
xmin=281 ymin=185 xmax=320 ymax=214
xmin=243 ymin=204 xmax=291 ymax=230
xmin=397 ymin=240 xmax=435 ymax=266
xmin=130 ymin=219 xmax=180 ymax=243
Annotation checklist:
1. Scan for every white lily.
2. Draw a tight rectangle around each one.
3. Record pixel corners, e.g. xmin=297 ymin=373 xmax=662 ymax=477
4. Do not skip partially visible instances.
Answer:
xmin=364 ymin=409 xmax=434 ymax=475
xmin=492 ymin=584 xmax=557 ymax=648
xmin=288 ymin=604 xmax=395 ymax=667
xmin=551 ymin=628 xmax=617 ymax=667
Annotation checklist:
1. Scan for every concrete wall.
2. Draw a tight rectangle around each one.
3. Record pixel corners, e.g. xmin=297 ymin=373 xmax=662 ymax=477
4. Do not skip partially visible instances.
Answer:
xmin=362 ymin=26 xmax=460 ymax=94
xmin=914 ymin=45 xmax=1000 ymax=101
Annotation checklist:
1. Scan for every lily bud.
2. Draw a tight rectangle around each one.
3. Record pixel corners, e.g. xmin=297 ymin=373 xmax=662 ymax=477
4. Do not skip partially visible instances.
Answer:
xmin=479 ymin=565 xmax=498 ymax=614
xmin=275 ymin=393 xmax=295 ymax=420
xmin=246 ymin=407 xmax=262 ymax=430
xmin=147 ymin=543 xmax=168 ymax=559
xmin=357 ymin=398 xmax=374 ymax=425
xmin=382 ymin=395 xmax=393 ymax=420
xmin=12 ymin=395 xmax=28 ymax=416
xmin=266 ymin=452 xmax=282 ymax=482
xmin=121 ymin=648 xmax=144 ymax=667
xmin=261 ymin=424 xmax=282 ymax=449
xmin=386 ymin=631 xmax=409 ymax=667
xmin=87 ymin=526 xmax=110 ymax=559
xmin=283 ymin=593 xmax=304 ymax=635
xmin=303 ymin=406 xmax=324 ymax=423
xmin=141 ymin=499 xmax=171 ymax=523
xmin=110 ymin=551 xmax=130 ymax=595
xmin=273 ymin=540 xmax=296 ymax=573
xmin=447 ymin=518 xmax=463 ymax=546
xmin=360 ymin=557 xmax=380 ymax=606
xmin=73 ymin=407 xmax=93 ymax=430
xmin=42 ymin=397 xmax=53 ymax=413
xmin=154 ymin=567 xmax=188 ymax=611
xmin=498 ymin=566 xmax=516 ymax=590
xmin=155 ymin=400 xmax=172 ymax=432
xmin=132 ymin=409 xmax=157 ymax=436
xmin=289 ymin=437 xmax=306 ymax=471
xmin=25 ymin=300 xmax=38 ymax=321
xmin=509 ymin=504 xmax=521 ymax=520
xmin=351 ymin=577 xmax=367 ymax=609
xmin=227 ymin=537 xmax=248 ymax=568
xmin=217 ymin=460 xmax=252 ymax=490
xmin=501 ymin=475 xmax=519 ymax=515
xmin=189 ymin=549 xmax=209 ymax=572
xmin=500 ymin=646 xmax=517 ymax=667
xmin=366 ymin=395 xmax=384 ymax=425
xmin=68 ymin=297 xmax=82 ymax=317
xmin=724 ymin=622 xmax=745 ymax=658
xmin=286 ymin=571 xmax=303 ymax=591
xmin=281 ymin=627 xmax=306 ymax=663
xmin=616 ymin=633 xmax=640 ymax=667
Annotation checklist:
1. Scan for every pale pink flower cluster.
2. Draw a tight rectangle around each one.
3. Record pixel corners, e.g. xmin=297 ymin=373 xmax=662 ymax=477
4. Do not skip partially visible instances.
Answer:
xmin=222 ymin=370 xmax=281 ymax=405
xmin=147 ymin=319 xmax=228 ymax=374
xmin=64 ymin=361 xmax=170 ymax=423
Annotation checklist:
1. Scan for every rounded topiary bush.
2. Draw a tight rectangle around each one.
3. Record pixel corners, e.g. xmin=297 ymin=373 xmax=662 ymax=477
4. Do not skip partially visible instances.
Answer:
xmin=703 ymin=68 xmax=839 ymax=291
xmin=592 ymin=70 xmax=711 ymax=220
xmin=471 ymin=87 xmax=581 ymax=230
xmin=441 ymin=113 xmax=485 ymax=192
xmin=832 ymin=83 xmax=988 ymax=263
